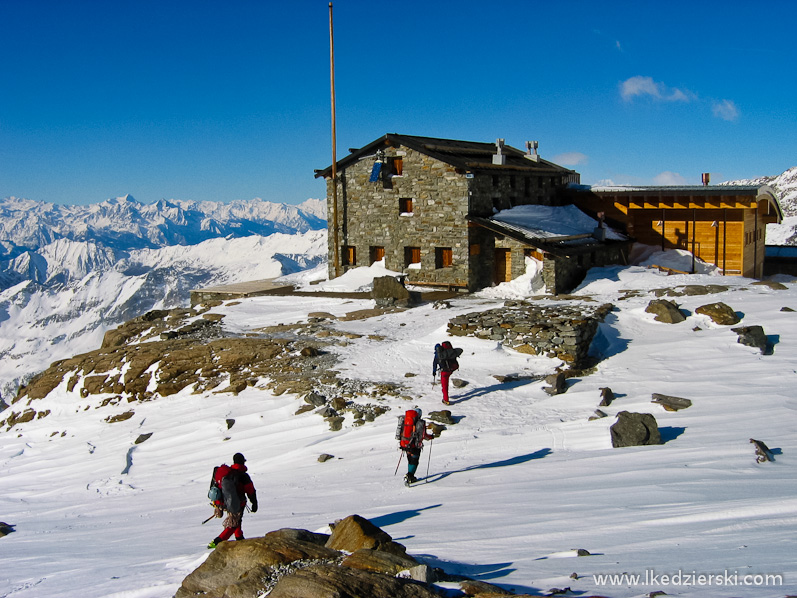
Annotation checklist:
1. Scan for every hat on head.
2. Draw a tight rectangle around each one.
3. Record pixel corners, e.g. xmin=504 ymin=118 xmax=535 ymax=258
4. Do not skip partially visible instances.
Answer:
xmin=233 ymin=452 xmax=246 ymax=465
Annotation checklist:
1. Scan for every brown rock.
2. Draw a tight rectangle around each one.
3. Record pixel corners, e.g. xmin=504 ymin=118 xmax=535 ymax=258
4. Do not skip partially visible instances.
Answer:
xmin=268 ymin=564 xmax=439 ymax=598
xmin=342 ymin=548 xmax=418 ymax=574
xmin=325 ymin=514 xmax=407 ymax=557
xmin=175 ymin=536 xmax=340 ymax=598
xmin=695 ymin=302 xmax=740 ymax=325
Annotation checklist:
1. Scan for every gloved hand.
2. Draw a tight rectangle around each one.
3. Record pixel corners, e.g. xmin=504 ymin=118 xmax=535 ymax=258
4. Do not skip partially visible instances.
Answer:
xmin=250 ymin=499 xmax=258 ymax=513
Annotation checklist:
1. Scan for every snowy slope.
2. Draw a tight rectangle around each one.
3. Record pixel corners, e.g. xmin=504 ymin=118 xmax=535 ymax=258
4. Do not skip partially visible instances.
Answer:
xmin=0 ymin=232 xmax=327 ymax=399
xmin=1 ymin=258 xmax=796 ymax=598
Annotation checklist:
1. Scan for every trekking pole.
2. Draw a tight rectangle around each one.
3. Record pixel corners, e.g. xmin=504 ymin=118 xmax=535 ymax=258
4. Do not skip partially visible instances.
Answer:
xmin=201 ymin=513 xmax=216 ymax=525
xmin=425 ymin=438 xmax=433 ymax=482
xmin=394 ymin=450 xmax=403 ymax=475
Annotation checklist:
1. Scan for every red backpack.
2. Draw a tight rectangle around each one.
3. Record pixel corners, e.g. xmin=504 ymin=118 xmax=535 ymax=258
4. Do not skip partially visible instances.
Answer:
xmin=397 ymin=409 xmax=421 ymax=449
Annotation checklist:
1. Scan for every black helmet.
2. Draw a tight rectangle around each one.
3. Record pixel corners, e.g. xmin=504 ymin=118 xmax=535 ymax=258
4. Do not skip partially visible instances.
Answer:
xmin=233 ymin=452 xmax=246 ymax=465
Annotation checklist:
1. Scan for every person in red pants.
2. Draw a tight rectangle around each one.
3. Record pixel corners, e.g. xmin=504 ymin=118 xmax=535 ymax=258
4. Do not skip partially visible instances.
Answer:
xmin=208 ymin=452 xmax=258 ymax=548
xmin=433 ymin=341 xmax=463 ymax=405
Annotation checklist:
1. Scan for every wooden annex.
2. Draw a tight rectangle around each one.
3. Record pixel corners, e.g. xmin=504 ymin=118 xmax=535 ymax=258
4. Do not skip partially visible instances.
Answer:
xmin=570 ymin=185 xmax=782 ymax=277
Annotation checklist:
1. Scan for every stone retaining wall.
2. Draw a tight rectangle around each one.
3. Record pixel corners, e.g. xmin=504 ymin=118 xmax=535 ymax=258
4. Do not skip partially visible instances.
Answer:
xmin=447 ymin=300 xmax=614 ymax=366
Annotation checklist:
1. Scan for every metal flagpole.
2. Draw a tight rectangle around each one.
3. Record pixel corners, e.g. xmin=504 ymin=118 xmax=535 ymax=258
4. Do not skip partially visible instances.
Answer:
xmin=329 ymin=2 xmax=340 ymax=278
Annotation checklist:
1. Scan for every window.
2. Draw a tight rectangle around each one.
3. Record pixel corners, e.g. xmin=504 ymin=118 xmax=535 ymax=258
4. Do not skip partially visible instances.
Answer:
xmin=370 ymin=246 xmax=385 ymax=264
xmin=399 ymin=198 xmax=413 ymax=214
xmin=388 ymin=157 xmax=403 ymax=176
xmin=435 ymin=247 xmax=453 ymax=268
xmin=342 ymin=245 xmax=356 ymax=266
xmin=404 ymin=246 xmax=421 ymax=268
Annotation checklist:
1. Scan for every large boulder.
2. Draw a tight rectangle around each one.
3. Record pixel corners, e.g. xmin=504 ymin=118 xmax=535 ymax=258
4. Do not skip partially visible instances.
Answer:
xmin=731 ymin=325 xmax=770 ymax=354
xmin=267 ymin=564 xmax=439 ymax=598
xmin=325 ymin=514 xmax=408 ymax=557
xmin=610 ymin=411 xmax=661 ymax=447
xmin=645 ymin=299 xmax=686 ymax=323
xmin=372 ymin=276 xmax=417 ymax=308
xmin=695 ymin=302 xmax=740 ymax=325
xmin=175 ymin=535 xmax=339 ymax=598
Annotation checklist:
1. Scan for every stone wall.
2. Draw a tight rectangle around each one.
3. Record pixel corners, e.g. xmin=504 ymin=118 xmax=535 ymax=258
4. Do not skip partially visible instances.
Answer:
xmin=447 ymin=300 xmax=614 ymax=366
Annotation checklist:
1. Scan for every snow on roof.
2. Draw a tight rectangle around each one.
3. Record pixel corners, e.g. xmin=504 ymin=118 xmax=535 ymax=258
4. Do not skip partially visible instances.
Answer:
xmin=490 ymin=204 xmax=626 ymax=241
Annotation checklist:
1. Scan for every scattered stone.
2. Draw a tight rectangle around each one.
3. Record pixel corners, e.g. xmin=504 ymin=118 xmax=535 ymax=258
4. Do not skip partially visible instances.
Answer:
xmin=404 ymin=372 xmax=416 ymax=378
xmin=105 ymin=410 xmax=135 ymax=424
xmin=569 ymin=572 xmax=579 ymax=580
xmin=427 ymin=422 xmax=446 ymax=437
xmin=301 ymin=346 xmax=320 ymax=357
xmin=295 ymin=404 xmax=314 ymax=415
xmin=750 ymin=438 xmax=775 ymax=463
xmin=134 ymin=433 xmax=152 ymax=444
xmin=330 ymin=397 xmax=347 ymax=411
xmin=428 ymin=410 xmax=454 ymax=425
xmin=649 ymin=591 xmax=668 ymax=598
xmin=651 ymin=393 xmax=692 ymax=412
xmin=451 ymin=378 xmax=468 ymax=388
xmin=610 ymin=411 xmax=661 ymax=447
xmin=547 ymin=587 xmax=571 ymax=595
xmin=695 ymin=302 xmax=740 ymax=325
xmin=308 ymin=312 xmax=338 ymax=320
xmin=646 ymin=299 xmax=686 ymax=323
xmin=433 ymin=300 xmax=451 ymax=309
xmin=304 ymin=392 xmax=327 ymax=407
xmin=575 ymin=548 xmax=591 ymax=556
xmin=225 ymin=418 xmax=235 ymax=429
xmin=326 ymin=416 xmax=345 ymax=432
xmin=544 ymin=372 xmax=567 ymax=396
xmin=781 ymin=306 xmax=795 ymax=312
xmin=318 ymin=454 xmax=334 ymax=463
xmin=731 ymin=325 xmax=770 ymax=354
xmin=316 ymin=407 xmax=336 ymax=418
xmin=589 ymin=409 xmax=608 ymax=421
xmin=598 ymin=387 xmax=614 ymax=407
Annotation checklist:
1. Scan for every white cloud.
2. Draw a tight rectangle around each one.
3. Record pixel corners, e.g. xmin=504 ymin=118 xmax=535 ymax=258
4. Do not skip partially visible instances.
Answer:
xmin=553 ymin=152 xmax=588 ymax=166
xmin=712 ymin=99 xmax=740 ymax=121
xmin=620 ymin=76 xmax=694 ymax=103
xmin=653 ymin=171 xmax=689 ymax=186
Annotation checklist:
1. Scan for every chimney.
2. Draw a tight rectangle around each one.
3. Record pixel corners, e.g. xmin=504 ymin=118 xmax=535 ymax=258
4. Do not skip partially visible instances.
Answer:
xmin=702 ymin=172 xmax=710 ymax=186
xmin=492 ymin=138 xmax=506 ymax=165
xmin=524 ymin=140 xmax=539 ymax=162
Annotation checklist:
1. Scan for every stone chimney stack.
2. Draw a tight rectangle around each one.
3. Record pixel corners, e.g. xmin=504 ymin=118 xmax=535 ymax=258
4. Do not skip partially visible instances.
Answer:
xmin=492 ymin=138 xmax=506 ymax=165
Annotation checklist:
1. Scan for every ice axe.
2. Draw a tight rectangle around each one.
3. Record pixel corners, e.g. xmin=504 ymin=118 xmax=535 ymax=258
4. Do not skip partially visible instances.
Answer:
xmin=201 ymin=513 xmax=216 ymax=525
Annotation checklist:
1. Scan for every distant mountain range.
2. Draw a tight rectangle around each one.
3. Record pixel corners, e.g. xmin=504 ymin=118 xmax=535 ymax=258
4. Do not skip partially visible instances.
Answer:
xmin=0 ymin=195 xmax=326 ymax=258
xmin=725 ymin=166 xmax=797 ymax=216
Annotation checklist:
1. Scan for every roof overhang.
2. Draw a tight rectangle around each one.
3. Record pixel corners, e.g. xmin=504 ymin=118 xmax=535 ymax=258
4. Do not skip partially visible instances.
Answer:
xmin=468 ymin=216 xmax=631 ymax=258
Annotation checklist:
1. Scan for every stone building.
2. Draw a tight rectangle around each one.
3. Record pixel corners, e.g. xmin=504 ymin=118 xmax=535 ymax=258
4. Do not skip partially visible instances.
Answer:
xmin=315 ymin=134 xmax=629 ymax=293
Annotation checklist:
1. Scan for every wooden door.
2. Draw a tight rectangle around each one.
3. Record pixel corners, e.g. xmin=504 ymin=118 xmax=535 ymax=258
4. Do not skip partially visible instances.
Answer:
xmin=494 ymin=248 xmax=511 ymax=283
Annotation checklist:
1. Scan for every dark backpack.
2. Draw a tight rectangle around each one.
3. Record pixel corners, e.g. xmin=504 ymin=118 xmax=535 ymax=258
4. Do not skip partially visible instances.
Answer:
xmin=209 ymin=464 xmax=243 ymax=514
xmin=436 ymin=341 xmax=461 ymax=372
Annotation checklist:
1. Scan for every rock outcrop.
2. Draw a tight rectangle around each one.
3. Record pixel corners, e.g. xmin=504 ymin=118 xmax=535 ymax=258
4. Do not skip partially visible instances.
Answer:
xmin=610 ymin=411 xmax=661 ymax=447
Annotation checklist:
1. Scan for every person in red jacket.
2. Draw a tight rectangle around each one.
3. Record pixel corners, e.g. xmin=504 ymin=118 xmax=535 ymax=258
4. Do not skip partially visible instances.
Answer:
xmin=208 ymin=452 xmax=257 ymax=548
xmin=433 ymin=341 xmax=463 ymax=405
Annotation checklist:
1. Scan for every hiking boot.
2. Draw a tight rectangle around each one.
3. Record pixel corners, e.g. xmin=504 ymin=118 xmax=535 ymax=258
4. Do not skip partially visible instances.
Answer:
xmin=404 ymin=473 xmax=417 ymax=485
xmin=207 ymin=540 xmax=219 ymax=549
xmin=442 ymin=399 xmax=450 ymax=405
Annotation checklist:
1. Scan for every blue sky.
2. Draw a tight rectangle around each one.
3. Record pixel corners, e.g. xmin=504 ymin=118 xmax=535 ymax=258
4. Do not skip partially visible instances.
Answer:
xmin=1 ymin=0 xmax=795 ymax=206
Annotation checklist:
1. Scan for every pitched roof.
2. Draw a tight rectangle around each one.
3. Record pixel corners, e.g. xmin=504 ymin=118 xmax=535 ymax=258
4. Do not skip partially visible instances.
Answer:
xmin=314 ymin=134 xmax=576 ymax=178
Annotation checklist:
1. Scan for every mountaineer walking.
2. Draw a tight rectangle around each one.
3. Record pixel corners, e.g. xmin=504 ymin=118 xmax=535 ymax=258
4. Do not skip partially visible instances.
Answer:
xmin=207 ymin=452 xmax=258 ymax=548
xmin=433 ymin=341 xmax=463 ymax=405
xmin=396 ymin=407 xmax=433 ymax=485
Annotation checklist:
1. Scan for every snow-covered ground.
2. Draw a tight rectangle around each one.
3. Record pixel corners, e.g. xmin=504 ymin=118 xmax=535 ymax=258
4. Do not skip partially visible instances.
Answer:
xmin=2 ymin=252 xmax=796 ymax=598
